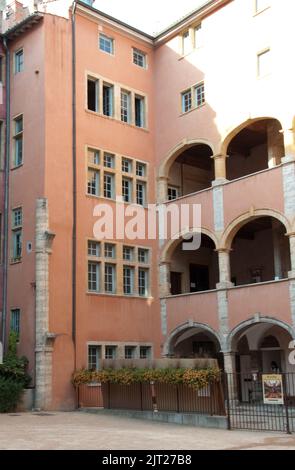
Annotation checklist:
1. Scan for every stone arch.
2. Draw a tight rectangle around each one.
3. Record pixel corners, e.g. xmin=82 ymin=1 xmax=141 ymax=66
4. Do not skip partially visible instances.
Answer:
xmin=220 ymin=209 xmax=291 ymax=250
xmin=160 ymin=227 xmax=219 ymax=263
xmin=158 ymin=138 xmax=216 ymax=179
xmin=226 ymin=316 xmax=295 ymax=353
xmin=220 ymin=116 xmax=284 ymax=156
xmin=163 ymin=321 xmax=222 ymax=356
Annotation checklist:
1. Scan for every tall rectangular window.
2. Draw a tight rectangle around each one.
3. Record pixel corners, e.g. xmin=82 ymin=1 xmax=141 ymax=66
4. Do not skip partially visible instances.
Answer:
xmin=88 ymin=261 xmax=100 ymax=292
xmin=13 ymin=115 xmax=23 ymax=167
xmin=15 ymin=49 xmax=24 ymax=74
xmin=122 ymin=178 xmax=132 ymax=203
xmin=135 ymin=95 xmax=145 ymax=128
xmin=136 ymin=181 xmax=146 ymax=206
xmin=103 ymin=83 xmax=114 ymax=117
xmin=99 ymin=34 xmax=114 ymax=54
xmin=12 ymin=207 xmax=22 ymax=261
xmin=104 ymin=173 xmax=115 ymax=199
xmin=87 ymin=169 xmax=99 ymax=196
xmin=105 ymin=264 xmax=116 ymax=294
xmin=181 ymin=90 xmax=192 ymax=113
xmin=87 ymin=77 xmax=99 ymax=112
xmin=138 ymin=268 xmax=149 ymax=297
xmin=195 ymin=82 xmax=205 ymax=107
xmin=123 ymin=266 xmax=134 ymax=295
xmin=133 ymin=48 xmax=146 ymax=68
xmin=10 ymin=309 xmax=20 ymax=338
xmin=136 ymin=162 xmax=146 ymax=177
xmin=194 ymin=24 xmax=202 ymax=48
xmin=182 ymin=30 xmax=191 ymax=55
xmin=88 ymin=345 xmax=101 ymax=371
xmin=257 ymin=49 xmax=271 ymax=77
xmin=121 ymin=90 xmax=131 ymax=123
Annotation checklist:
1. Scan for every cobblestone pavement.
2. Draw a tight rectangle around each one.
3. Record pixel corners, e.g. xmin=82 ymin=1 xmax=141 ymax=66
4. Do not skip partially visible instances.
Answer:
xmin=0 ymin=411 xmax=294 ymax=450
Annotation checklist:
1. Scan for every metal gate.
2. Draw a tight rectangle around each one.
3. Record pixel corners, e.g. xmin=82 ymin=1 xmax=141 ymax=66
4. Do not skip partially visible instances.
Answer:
xmin=225 ymin=372 xmax=295 ymax=433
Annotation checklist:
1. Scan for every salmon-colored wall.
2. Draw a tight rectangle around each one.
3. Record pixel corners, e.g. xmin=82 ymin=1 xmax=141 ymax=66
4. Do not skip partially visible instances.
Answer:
xmin=0 ymin=42 xmax=6 ymax=318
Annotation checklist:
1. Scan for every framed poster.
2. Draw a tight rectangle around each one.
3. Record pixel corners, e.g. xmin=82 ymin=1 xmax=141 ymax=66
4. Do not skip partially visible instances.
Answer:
xmin=262 ymin=374 xmax=284 ymax=405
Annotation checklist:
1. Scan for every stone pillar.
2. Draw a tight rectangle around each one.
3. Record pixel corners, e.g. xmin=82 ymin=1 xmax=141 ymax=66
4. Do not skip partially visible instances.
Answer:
xmin=159 ymin=262 xmax=171 ymax=297
xmin=35 ymin=198 xmax=55 ymax=410
xmin=217 ymin=249 xmax=233 ymax=289
xmin=288 ymin=233 xmax=295 ymax=278
xmin=267 ymin=121 xmax=285 ymax=168
xmin=272 ymin=220 xmax=283 ymax=280
xmin=211 ymin=154 xmax=228 ymax=183
xmin=223 ymin=352 xmax=238 ymax=401
xmin=157 ymin=176 xmax=169 ymax=204
xmin=282 ymin=128 xmax=295 ymax=162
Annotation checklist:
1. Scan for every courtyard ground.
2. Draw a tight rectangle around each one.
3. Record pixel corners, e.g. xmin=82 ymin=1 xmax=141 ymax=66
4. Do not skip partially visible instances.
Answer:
xmin=0 ymin=411 xmax=294 ymax=450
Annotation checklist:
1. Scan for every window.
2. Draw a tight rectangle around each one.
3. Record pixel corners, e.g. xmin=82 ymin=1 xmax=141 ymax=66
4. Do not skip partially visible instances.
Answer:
xmin=138 ymin=248 xmax=149 ymax=264
xmin=88 ymin=261 xmax=100 ymax=292
xmin=88 ymin=148 xmax=100 ymax=165
xmin=195 ymin=82 xmax=205 ymax=107
xmin=133 ymin=48 xmax=146 ymax=68
xmin=104 ymin=152 xmax=115 ymax=169
xmin=88 ymin=345 xmax=101 ymax=371
xmin=105 ymin=345 xmax=117 ymax=359
xmin=104 ymin=243 xmax=115 ymax=259
xmin=138 ymin=268 xmax=149 ymax=297
xmin=136 ymin=162 xmax=146 ymax=177
xmin=122 ymin=178 xmax=132 ymax=203
xmin=13 ymin=115 xmax=23 ymax=167
xmin=182 ymin=30 xmax=191 ymax=55
xmin=103 ymin=83 xmax=114 ymax=117
xmin=123 ymin=266 xmax=134 ymax=295
xmin=121 ymin=91 xmax=131 ymax=123
xmin=181 ymin=89 xmax=192 ymax=113
xmin=136 ymin=181 xmax=146 ymax=206
xmin=88 ymin=240 xmax=100 ymax=257
xmin=104 ymin=173 xmax=115 ymax=199
xmin=255 ymin=0 xmax=269 ymax=13
xmin=257 ymin=49 xmax=271 ymax=77
xmin=125 ymin=346 xmax=136 ymax=359
xmin=12 ymin=208 xmax=22 ymax=261
xmin=105 ymin=264 xmax=116 ymax=293
xmin=122 ymin=157 xmax=132 ymax=173
xmin=99 ymin=34 xmax=114 ymax=54
xmin=87 ymin=77 xmax=99 ymax=112
xmin=135 ymin=95 xmax=145 ymax=128
xmin=10 ymin=309 xmax=20 ymax=338
xmin=87 ymin=169 xmax=99 ymax=196
xmin=12 ymin=208 xmax=22 ymax=228
xmin=123 ymin=246 xmax=134 ymax=261
xmin=15 ymin=49 xmax=24 ymax=74
xmin=140 ymin=346 xmax=151 ymax=359
xmin=194 ymin=24 xmax=202 ymax=48
xmin=168 ymin=186 xmax=179 ymax=201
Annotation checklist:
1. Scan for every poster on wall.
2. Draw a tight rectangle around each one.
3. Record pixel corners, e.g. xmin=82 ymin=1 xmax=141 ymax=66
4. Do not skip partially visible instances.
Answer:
xmin=262 ymin=374 xmax=284 ymax=405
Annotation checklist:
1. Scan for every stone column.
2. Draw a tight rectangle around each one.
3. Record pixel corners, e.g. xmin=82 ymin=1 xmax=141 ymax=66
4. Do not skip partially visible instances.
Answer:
xmin=223 ymin=352 xmax=238 ymax=401
xmin=217 ymin=249 xmax=233 ymax=289
xmin=211 ymin=154 xmax=228 ymax=183
xmin=35 ymin=198 xmax=55 ymax=410
xmin=157 ymin=176 xmax=169 ymax=204
xmin=272 ymin=220 xmax=283 ymax=280
xmin=267 ymin=120 xmax=285 ymax=168
xmin=288 ymin=233 xmax=295 ymax=278
xmin=159 ymin=262 xmax=171 ymax=298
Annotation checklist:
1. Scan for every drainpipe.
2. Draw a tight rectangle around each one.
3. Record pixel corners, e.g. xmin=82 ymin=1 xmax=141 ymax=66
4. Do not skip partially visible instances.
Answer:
xmin=71 ymin=1 xmax=77 ymax=368
xmin=2 ymin=37 xmax=10 ymax=351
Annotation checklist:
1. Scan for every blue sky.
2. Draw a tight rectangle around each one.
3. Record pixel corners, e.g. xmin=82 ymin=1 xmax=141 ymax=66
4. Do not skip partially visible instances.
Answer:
xmin=93 ymin=0 xmax=207 ymax=34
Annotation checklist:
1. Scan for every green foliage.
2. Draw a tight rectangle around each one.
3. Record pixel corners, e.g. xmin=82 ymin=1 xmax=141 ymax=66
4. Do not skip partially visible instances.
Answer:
xmin=0 ymin=333 xmax=31 ymax=412
xmin=72 ymin=367 xmax=221 ymax=390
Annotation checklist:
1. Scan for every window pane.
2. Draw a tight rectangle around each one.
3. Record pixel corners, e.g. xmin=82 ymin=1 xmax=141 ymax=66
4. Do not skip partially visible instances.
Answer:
xmin=168 ymin=186 xmax=178 ymax=201
xmin=99 ymin=34 xmax=114 ymax=54
xmin=87 ymin=169 xmax=99 ymax=196
xmin=182 ymin=90 xmax=192 ymax=113
xmin=138 ymin=248 xmax=149 ymax=264
xmin=13 ymin=230 xmax=22 ymax=259
xmin=88 ymin=262 xmax=100 ymax=292
xmin=136 ymin=162 xmax=146 ymax=177
xmin=88 ymin=148 xmax=100 ymax=165
xmin=11 ymin=309 xmax=20 ymax=338
xmin=183 ymin=31 xmax=191 ymax=55
xmin=13 ymin=208 xmax=22 ymax=228
xmin=122 ymin=178 xmax=132 ymax=202
xmin=122 ymin=158 xmax=132 ymax=173
xmin=88 ymin=345 xmax=101 ymax=371
xmin=121 ymin=92 xmax=130 ymax=123
xmin=104 ymin=243 xmax=115 ymax=259
xmin=136 ymin=181 xmax=146 ymax=206
xmin=135 ymin=96 xmax=145 ymax=128
xmin=15 ymin=50 xmax=24 ymax=73
xmin=123 ymin=246 xmax=134 ymax=261
xmin=103 ymin=85 xmax=114 ymax=117
xmin=125 ymin=346 xmax=136 ymax=359
xmin=88 ymin=241 xmax=100 ymax=257
xmin=123 ymin=266 xmax=134 ymax=295
xmin=138 ymin=269 xmax=148 ymax=297
xmin=105 ymin=346 xmax=117 ymax=359
xmin=104 ymin=173 xmax=114 ymax=199
xmin=87 ymin=78 xmax=98 ymax=112
xmin=104 ymin=153 xmax=115 ymax=168
xmin=133 ymin=48 xmax=146 ymax=68
xmin=105 ymin=264 xmax=116 ymax=293
xmin=140 ymin=346 xmax=151 ymax=359
xmin=195 ymin=83 xmax=205 ymax=107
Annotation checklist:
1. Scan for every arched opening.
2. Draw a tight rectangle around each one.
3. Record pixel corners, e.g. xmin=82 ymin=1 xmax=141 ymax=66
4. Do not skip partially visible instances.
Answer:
xmin=226 ymin=119 xmax=285 ymax=180
xmin=169 ymin=234 xmax=219 ymax=295
xmin=168 ymin=326 xmax=223 ymax=367
xmin=230 ymin=321 xmax=295 ymax=402
xmin=167 ymin=144 xmax=214 ymax=200
xmin=230 ymin=216 xmax=291 ymax=286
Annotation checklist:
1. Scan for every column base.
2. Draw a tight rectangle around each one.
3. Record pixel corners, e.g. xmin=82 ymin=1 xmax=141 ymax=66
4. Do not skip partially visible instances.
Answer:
xmin=212 ymin=178 xmax=228 ymax=187
xmin=217 ymin=281 xmax=234 ymax=289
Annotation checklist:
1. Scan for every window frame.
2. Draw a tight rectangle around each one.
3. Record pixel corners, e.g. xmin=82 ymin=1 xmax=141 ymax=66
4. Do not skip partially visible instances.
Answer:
xmin=88 ymin=261 xmax=101 ymax=293
xmin=99 ymin=34 xmax=114 ymax=55
xmin=10 ymin=308 xmax=21 ymax=339
xmin=14 ymin=48 xmax=24 ymax=74
xmin=13 ymin=115 xmax=24 ymax=167
xmin=132 ymin=48 xmax=147 ymax=69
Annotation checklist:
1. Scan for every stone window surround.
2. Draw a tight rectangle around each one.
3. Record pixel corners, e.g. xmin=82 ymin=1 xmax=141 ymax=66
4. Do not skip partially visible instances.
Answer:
xmin=180 ymin=80 xmax=205 ymax=115
xmin=86 ymin=145 xmax=149 ymax=205
xmin=85 ymin=70 xmax=149 ymax=130
xmin=87 ymin=239 xmax=152 ymax=298
xmin=87 ymin=341 xmax=153 ymax=365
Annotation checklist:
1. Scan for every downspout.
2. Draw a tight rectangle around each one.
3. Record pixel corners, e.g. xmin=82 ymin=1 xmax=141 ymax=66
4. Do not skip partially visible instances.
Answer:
xmin=71 ymin=1 xmax=77 ymax=369
xmin=2 ymin=37 xmax=10 ymax=350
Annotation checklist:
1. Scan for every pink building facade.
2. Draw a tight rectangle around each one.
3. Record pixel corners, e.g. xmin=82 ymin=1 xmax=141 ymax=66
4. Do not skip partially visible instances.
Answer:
xmin=0 ymin=0 xmax=294 ymax=409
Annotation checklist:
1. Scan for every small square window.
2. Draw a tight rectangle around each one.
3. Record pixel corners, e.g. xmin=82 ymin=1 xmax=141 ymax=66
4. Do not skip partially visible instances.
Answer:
xmin=123 ymin=246 xmax=134 ymax=261
xmin=122 ymin=157 xmax=132 ymax=173
xmin=88 ymin=240 xmax=100 ymax=257
xmin=125 ymin=345 xmax=136 ymax=359
xmin=136 ymin=162 xmax=146 ymax=177
xmin=88 ymin=148 xmax=100 ymax=165
xmin=105 ymin=345 xmax=117 ymax=360
xmin=15 ymin=49 xmax=24 ymax=74
xmin=104 ymin=153 xmax=115 ymax=169
xmin=182 ymin=89 xmax=192 ymax=113
xmin=104 ymin=243 xmax=115 ymax=259
xmin=12 ymin=208 xmax=22 ymax=228
xmin=138 ymin=248 xmax=149 ymax=264
xmin=99 ymin=34 xmax=114 ymax=54
xmin=168 ymin=186 xmax=179 ymax=201
xmin=133 ymin=48 xmax=146 ymax=68
xmin=140 ymin=346 xmax=151 ymax=359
